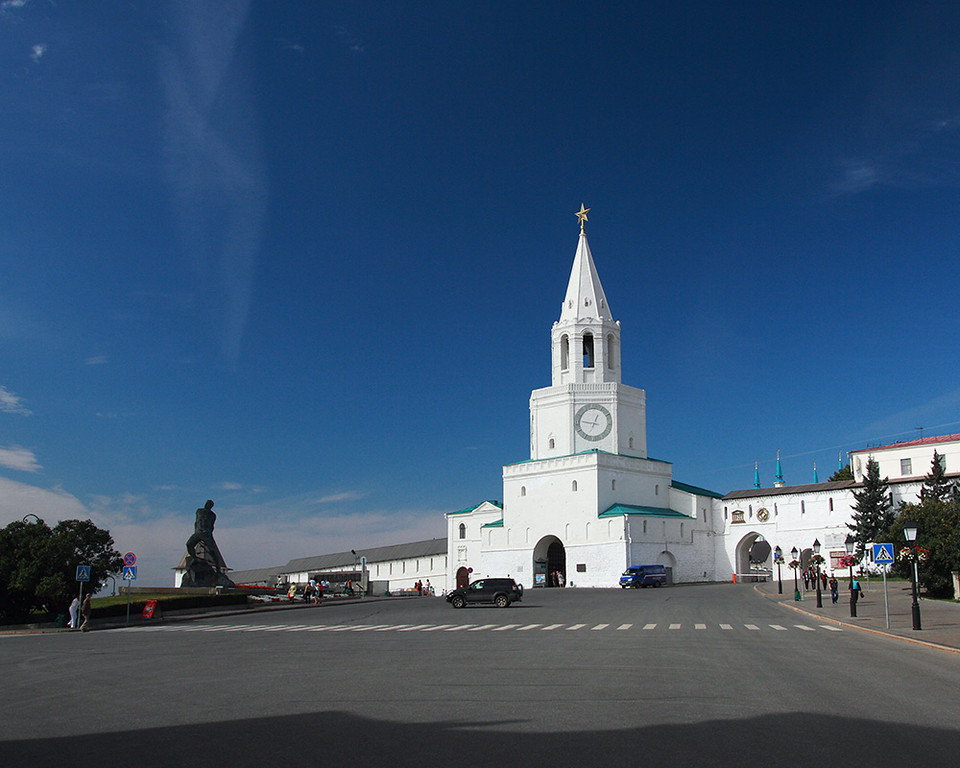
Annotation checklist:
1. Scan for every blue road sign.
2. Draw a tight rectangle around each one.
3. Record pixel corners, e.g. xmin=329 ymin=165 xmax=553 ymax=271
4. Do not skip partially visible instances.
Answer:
xmin=76 ymin=565 xmax=91 ymax=582
xmin=873 ymin=543 xmax=895 ymax=565
xmin=122 ymin=565 xmax=137 ymax=581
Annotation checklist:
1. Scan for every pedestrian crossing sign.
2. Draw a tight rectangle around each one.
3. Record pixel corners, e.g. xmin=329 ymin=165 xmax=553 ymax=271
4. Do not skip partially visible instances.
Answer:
xmin=123 ymin=565 xmax=137 ymax=581
xmin=76 ymin=565 xmax=91 ymax=582
xmin=873 ymin=543 xmax=894 ymax=564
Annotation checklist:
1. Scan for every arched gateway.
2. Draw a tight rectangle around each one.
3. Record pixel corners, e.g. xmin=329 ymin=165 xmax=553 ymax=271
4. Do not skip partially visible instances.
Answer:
xmin=533 ymin=535 xmax=566 ymax=587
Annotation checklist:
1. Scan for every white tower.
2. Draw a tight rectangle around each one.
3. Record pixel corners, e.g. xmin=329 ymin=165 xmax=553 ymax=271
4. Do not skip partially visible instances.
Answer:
xmin=530 ymin=205 xmax=647 ymax=459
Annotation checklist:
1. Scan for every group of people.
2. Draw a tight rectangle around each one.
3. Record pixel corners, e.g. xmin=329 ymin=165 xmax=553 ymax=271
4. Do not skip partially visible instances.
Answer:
xmin=801 ymin=569 xmax=848 ymax=604
xmin=67 ymin=594 xmax=92 ymax=631
xmin=414 ymin=580 xmax=433 ymax=596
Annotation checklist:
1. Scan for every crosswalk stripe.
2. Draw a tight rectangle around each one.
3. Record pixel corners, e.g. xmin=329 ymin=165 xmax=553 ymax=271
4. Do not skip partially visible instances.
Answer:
xmin=118 ymin=620 xmax=850 ymax=635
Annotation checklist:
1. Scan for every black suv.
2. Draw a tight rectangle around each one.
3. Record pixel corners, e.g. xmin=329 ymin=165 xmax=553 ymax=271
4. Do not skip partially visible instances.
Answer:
xmin=446 ymin=578 xmax=523 ymax=608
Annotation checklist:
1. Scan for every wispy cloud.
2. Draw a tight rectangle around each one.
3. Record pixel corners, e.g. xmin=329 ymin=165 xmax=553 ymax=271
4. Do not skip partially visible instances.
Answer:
xmin=314 ymin=491 xmax=365 ymax=505
xmin=30 ymin=43 xmax=46 ymax=62
xmin=0 ymin=477 xmax=86 ymax=527
xmin=85 ymin=355 xmax=108 ymax=366
xmin=0 ymin=445 xmax=40 ymax=472
xmin=0 ymin=385 xmax=31 ymax=415
xmin=335 ymin=25 xmax=366 ymax=54
xmin=160 ymin=3 xmax=266 ymax=366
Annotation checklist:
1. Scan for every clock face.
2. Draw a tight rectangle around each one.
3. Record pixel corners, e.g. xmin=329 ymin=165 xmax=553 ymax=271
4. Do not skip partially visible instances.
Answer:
xmin=575 ymin=403 xmax=612 ymax=442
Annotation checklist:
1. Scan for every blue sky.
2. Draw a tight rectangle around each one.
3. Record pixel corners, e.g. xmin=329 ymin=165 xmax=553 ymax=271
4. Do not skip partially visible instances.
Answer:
xmin=3 ymin=1 xmax=960 ymax=586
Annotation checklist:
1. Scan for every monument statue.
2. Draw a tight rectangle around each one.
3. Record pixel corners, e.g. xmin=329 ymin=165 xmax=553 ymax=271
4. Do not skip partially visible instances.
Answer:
xmin=181 ymin=500 xmax=235 ymax=588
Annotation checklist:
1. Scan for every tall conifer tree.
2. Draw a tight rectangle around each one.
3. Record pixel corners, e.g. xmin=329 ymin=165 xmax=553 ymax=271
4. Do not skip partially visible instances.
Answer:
xmin=920 ymin=450 xmax=953 ymax=502
xmin=848 ymin=458 xmax=893 ymax=558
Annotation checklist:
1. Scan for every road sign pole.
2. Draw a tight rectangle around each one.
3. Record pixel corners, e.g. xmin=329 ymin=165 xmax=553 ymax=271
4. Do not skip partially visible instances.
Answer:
xmin=882 ymin=566 xmax=889 ymax=629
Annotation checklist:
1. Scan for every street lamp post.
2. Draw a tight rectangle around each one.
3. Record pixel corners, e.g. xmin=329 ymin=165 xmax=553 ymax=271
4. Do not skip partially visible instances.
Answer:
xmin=774 ymin=546 xmax=783 ymax=595
xmin=844 ymin=534 xmax=857 ymax=617
xmin=813 ymin=538 xmax=823 ymax=608
xmin=790 ymin=546 xmax=800 ymax=601
xmin=903 ymin=520 xmax=922 ymax=631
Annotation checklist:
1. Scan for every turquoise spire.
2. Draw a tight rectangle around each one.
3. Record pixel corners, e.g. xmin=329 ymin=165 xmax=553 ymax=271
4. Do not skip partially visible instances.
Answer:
xmin=838 ymin=451 xmax=844 ymax=470
xmin=775 ymin=450 xmax=784 ymax=486
xmin=813 ymin=461 xmax=819 ymax=484
xmin=753 ymin=460 xmax=760 ymax=489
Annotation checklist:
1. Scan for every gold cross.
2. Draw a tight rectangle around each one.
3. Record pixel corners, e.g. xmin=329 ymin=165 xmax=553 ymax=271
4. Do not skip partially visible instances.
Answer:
xmin=575 ymin=203 xmax=590 ymax=233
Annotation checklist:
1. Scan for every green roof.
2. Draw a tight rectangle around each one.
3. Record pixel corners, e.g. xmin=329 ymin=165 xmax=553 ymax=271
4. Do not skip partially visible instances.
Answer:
xmin=448 ymin=500 xmax=502 ymax=516
xmin=671 ymin=480 xmax=723 ymax=499
xmin=481 ymin=519 xmax=504 ymax=528
xmin=599 ymin=503 xmax=694 ymax=519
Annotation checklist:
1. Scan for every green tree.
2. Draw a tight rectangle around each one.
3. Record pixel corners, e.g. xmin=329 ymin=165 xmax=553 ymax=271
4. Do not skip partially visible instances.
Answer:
xmin=920 ymin=450 xmax=954 ymax=503
xmin=847 ymin=458 xmax=893 ymax=558
xmin=0 ymin=518 xmax=122 ymax=621
xmin=888 ymin=456 xmax=960 ymax=598
xmin=829 ymin=464 xmax=853 ymax=482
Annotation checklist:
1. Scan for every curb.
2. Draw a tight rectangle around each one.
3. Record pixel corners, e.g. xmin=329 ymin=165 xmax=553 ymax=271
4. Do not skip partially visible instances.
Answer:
xmin=0 ymin=594 xmax=412 ymax=635
xmin=753 ymin=584 xmax=960 ymax=656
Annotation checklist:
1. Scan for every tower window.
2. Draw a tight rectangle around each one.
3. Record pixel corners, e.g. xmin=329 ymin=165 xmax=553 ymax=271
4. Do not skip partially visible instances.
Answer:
xmin=520 ymin=486 xmax=526 ymax=497
xmin=611 ymin=479 xmax=616 ymax=491
xmin=549 ymin=438 xmax=555 ymax=449
xmin=560 ymin=335 xmax=569 ymax=370
xmin=572 ymin=480 xmax=578 ymax=492
xmin=582 ymin=333 xmax=594 ymax=369
xmin=458 ymin=523 xmax=466 ymax=540
xmin=628 ymin=437 xmax=634 ymax=449
xmin=607 ymin=334 xmax=617 ymax=370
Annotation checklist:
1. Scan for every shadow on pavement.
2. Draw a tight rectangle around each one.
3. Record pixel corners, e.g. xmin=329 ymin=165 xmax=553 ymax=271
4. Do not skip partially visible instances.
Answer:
xmin=6 ymin=710 xmax=959 ymax=767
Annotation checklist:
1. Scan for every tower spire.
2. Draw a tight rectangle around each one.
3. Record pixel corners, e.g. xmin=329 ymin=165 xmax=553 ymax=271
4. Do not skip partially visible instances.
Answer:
xmin=774 ymin=450 xmax=785 ymax=487
xmin=813 ymin=461 xmax=819 ymax=484
xmin=753 ymin=460 xmax=760 ymax=489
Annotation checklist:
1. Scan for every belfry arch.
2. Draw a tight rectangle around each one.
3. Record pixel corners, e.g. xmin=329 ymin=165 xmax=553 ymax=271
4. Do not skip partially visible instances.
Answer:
xmin=735 ymin=532 xmax=772 ymax=582
xmin=533 ymin=535 xmax=566 ymax=587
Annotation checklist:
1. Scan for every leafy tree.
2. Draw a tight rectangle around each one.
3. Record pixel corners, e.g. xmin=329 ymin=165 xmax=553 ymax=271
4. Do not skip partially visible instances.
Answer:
xmin=847 ymin=458 xmax=893 ymax=558
xmin=0 ymin=518 xmax=122 ymax=621
xmin=829 ymin=464 xmax=853 ymax=482
xmin=920 ymin=450 xmax=954 ymax=503
xmin=888 ymin=456 xmax=960 ymax=598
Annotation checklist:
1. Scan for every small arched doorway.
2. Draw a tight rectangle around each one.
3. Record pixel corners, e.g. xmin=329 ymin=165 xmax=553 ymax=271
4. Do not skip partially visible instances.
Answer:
xmin=456 ymin=567 xmax=470 ymax=589
xmin=533 ymin=535 xmax=566 ymax=587
xmin=657 ymin=550 xmax=677 ymax=584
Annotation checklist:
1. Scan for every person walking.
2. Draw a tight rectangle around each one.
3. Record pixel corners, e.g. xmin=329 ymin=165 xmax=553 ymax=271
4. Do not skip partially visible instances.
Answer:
xmin=829 ymin=576 xmax=839 ymax=604
xmin=821 ymin=571 xmax=828 ymax=590
xmin=80 ymin=594 xmax=92 ymax=632
xmin=68 ymin=596 xmax=80 ymax=629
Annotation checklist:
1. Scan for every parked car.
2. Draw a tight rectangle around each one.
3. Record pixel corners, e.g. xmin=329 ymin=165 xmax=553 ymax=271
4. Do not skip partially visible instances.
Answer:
xmin=619 ymin=565 xmax=667 ymax=588
xmin=446 ymin=578 xmax=523 ymax=608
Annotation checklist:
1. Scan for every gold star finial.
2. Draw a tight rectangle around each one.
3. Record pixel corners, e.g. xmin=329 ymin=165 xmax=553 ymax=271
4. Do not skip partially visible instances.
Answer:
xmin=575 ymin=203 xmax=590 ymax=233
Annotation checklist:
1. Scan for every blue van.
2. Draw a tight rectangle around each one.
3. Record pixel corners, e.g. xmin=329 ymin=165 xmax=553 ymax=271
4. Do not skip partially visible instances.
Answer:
xmin=619 ymin=565 xmax=667 ymax=588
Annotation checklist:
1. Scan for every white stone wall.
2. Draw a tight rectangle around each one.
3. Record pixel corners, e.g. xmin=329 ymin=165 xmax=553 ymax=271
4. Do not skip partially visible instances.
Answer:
xmin=445 ymin=502 xmax=503 ymax=593
xmin=851 ymin=443 xmax=959 ymax=484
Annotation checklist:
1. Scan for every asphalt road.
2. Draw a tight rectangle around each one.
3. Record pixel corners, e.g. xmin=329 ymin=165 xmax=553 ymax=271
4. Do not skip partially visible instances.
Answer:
xmin=4 ymin=584 xmax=959 ymax=767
